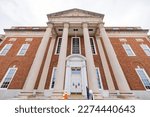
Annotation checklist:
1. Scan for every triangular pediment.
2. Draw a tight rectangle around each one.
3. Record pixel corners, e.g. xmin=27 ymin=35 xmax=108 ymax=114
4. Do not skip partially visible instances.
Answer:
xmin=47 ymin=8 xmax=104 ymax=19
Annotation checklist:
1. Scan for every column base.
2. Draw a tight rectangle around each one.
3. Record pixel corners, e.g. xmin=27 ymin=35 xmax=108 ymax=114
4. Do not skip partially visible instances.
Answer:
xmin=93 ymin=93 xmax=103 ymax=100
xmin=109 ymin=92 xmax=118 ymax=99
xmin=50 ymin=92 xmax=64 ymax=100
xmin=117 ymin=92 xmax=136 ymax=99
xmin=16 ymin=92 xmax=35 ymax=99
xmin=35 ymin=92 xmax=48 ymax=99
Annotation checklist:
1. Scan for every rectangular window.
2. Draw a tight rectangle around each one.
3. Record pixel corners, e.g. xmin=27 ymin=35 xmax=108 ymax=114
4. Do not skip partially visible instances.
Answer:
xmin=140 ymin=44 xmax=150 ymax=56
xmin=122 ymin=44 xmax=136 ymax=56
xmin=55 ymin=37 xmax=62 ymax=54
xmin=50 ymin=68 xmax=57 ymax=89
xmin=136 ymin=68 xmax=150 ymax=90
xmin=0 ymin=44 xmax=12 ymax=56
xmin=0 ymin=67 xmax=17 ymax=88
xmin=17 ymin=44 xmax=30 ymax=56
xmin=72 ymin=37 xmax=80 ymax=54
xmin=95 ymin=68 xmax=103 ymax=90
xmin=90 ymin=37 xmax=97 ymax=54
xmin=71 ymin=68 xmax=81 ymax=74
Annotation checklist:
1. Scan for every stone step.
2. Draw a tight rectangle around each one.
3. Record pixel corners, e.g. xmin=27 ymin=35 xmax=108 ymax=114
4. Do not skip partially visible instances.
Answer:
xmin=68 ymin=94 xmax=86 ymax=100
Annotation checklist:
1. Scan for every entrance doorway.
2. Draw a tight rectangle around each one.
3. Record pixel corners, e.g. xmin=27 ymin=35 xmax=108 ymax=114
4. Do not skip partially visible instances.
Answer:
xmin=71 ymin=67 xmax=82 ymax=93
xmin=65 ymin=54 xmax=88 ymax=96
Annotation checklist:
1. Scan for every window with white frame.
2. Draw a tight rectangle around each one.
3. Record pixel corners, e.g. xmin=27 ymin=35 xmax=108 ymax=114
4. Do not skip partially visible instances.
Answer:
xmin=95 ymin=68 xmax=103 ymax=90
xmin=122 ymin=44 xmax=136 ymax=56
xmin=55 ymin=37 xmax=62 ymax=54
xmin=0 ymin=67 xmax=17 ymax=88
xmin=0 ymin=44 xmax=12 ymax=56
xmin=135 ymin=67 xmax=150 ymax=90
xmin=17 ymin=44 xmax=30 ymax=56
xmin=72 ymin=37 xmax=80 ymax=54
xmin=50 ymin=68 xmax=57 ymax=89
xmin=140 ymin=44 xmax=150 ymax=56
xmin=90 ymin=37 xmax=97 ymax=54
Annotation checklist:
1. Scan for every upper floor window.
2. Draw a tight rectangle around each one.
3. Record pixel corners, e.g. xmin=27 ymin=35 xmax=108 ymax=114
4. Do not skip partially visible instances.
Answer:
xmin=50 ymin=67 xmax=57 ymax=89
xmin=72 ymin=37 xmax=80 ymax=54
xmin=55 ymin=37 xmax=62 ymax=54
xmin=122 ymin=44 xmax=136 ymax=56
xmin=135 ymin=67 xmax=150 ymax=90
xmin=0 ymin=67 xmax=17 ymax=88
xmin=17 ymin=44 xmax=30 ymax=56
xmin=140 ymin=44 xmax=150 ymax=56
xmin=90 ymin=37 xmax=97 ymax=54
xmin=95 ymin=68 xmax=103 ymax=90
xmin=0 ymin=44 xmax=12 ymax=56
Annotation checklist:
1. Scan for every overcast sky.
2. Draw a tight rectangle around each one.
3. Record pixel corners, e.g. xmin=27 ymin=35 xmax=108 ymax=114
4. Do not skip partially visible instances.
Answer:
xmin=0 ymin=0 xmax=150 ymax=34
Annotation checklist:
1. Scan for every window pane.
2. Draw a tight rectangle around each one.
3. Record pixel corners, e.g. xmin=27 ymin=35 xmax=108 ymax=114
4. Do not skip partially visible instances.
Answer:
xmin=18 ymin=44 xmax=29 ymax=55
xmin=56 ymin=38 xmax=62 ymax=54
xmin=140 ymin=44 xmax=150 ymax=56
xmin=96 ymin=68 xmax=102 ymax=89
xmin=0 ymin=44 xmax=12 ymax=55
xmin=71 ymin=68 xmax=81 ymax=74
xmin=72 ymin=38 xmax=80 ymax=54
xmin=51 ymin=68 xmax=57 ymax=89
xmin=136 ymin=68 xmax=150 ymax=90
xmin=123 ymin=44 xmax=135 ymax=56
xmin=1 ymin=68 xmax=17 ymax=88
xmin=90 ymin=38 xmax=96 ymax=54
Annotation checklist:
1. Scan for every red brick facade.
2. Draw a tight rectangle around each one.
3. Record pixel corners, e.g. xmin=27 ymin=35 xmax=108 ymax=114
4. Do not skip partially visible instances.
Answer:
xmin=0 ymin=34 xmax=150 ymax=91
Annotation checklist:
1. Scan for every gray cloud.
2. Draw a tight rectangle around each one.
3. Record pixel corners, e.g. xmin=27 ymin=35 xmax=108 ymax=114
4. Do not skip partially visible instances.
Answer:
xmin=0 ymin=0 xmax=150 ymax=34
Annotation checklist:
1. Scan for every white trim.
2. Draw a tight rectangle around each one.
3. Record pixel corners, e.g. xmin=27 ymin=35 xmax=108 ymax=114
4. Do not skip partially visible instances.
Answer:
xmin=49 ymin=67 xmax=57 ymax=90
xmin=71 ymin=37 xmax=81 ymax=54
xmin=0 ymin=67 xmax=18 ymax=89
xmin=90 ymin=37 xmax=97 ymax=55
xmin=55 ymin=37 xmax=62 ymax=55
xmin=136 ymin=38 xmax=144 ymax=42
xmin=119 ymin=38 xmax=127 ymax=42
xmin=25 ymin=38 xmax=33 ymax=42
xmin=95 ymin=67 xmax=103 ymax=90
xmin=17 ymin=44 xmax=30 ymax=56
xmin=135 ymin=67 xmax=150 ymax=90
xmin=0 ymin=44 xmax=13 ymax=56
xmin=9 ymin=38 xmax=16 ymax=42
xmin=122 ymin=43 xmax=136 ymax=56
xmin=140 ymin=44 xmax=150 ymax=56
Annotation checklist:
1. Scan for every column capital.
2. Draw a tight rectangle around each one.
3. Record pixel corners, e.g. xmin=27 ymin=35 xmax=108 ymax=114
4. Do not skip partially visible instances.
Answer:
xmin=98 ymin=22 xmax=105 ymax=28
xmin=47 ymin=22 xmax=53 ymax=28
xmin=82 ymin=22 xmax=88 ymax=28
xmin=63 ymin=22 xmax=69 ymax=28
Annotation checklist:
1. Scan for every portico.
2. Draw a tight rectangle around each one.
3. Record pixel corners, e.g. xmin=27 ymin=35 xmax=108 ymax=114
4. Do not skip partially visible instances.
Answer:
xmin=18 ymin=8 xmax=135 ymax=99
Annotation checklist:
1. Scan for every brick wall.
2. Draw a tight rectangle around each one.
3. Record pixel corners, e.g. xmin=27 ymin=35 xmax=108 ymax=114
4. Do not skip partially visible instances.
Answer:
xmin=0 ymin=37 xmax=41 ymax=89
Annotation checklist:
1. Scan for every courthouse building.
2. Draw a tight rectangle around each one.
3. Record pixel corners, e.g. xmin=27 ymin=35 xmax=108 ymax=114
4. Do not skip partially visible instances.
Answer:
xmin=0 ymin=8 xmax=150 ymax=99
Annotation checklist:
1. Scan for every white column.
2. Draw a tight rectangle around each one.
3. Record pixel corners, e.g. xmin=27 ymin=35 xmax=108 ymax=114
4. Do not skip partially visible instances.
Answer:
xmin=53 ymin=23 xmax=69 ymax=94
xmin=64 ymin=64 xmax=71 ymax=95
xmin=22 ymin=23 xmax=53 ymax=94
xmin=96 ymin=36 xmax=116 ymax=95
xmin=81 ymin=65 xmax=88 ymax=96
xmin=82 ymin=23 xmax=100 ymax=94
xmin=37 ymin=35 xmax=56 ymax=94
xmin=99 ymin=23 xmax=132 ymax=95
